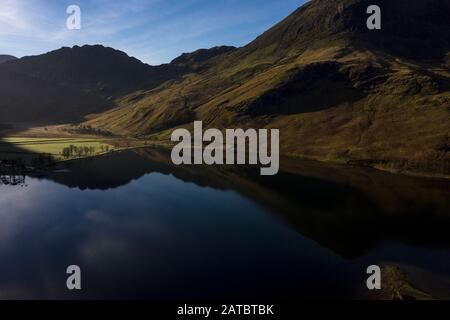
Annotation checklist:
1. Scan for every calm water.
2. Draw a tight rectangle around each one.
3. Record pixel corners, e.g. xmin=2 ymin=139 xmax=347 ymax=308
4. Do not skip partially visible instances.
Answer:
xmin=1 ymin=148 xmax=450 ymax=299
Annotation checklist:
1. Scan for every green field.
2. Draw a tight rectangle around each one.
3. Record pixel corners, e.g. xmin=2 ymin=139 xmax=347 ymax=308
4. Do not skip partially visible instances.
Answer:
xmin=0 ymin=137 xmax=115 ymax=163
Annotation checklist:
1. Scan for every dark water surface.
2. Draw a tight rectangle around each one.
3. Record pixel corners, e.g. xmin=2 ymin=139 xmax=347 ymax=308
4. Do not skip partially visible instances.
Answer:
xmin=1 ymin=148 xmax=450 ymax=299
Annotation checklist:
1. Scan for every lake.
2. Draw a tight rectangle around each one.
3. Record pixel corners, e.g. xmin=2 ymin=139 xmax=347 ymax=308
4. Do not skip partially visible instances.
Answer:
xmin=1 ymin=147 xmax=450 ymax=299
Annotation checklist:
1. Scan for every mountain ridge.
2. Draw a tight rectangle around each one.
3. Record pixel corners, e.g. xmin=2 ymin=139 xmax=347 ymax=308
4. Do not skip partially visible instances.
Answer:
xmin=83 ymin=0 xmax=450 ymax=175
xmin=0 ymin=44 xmax=234 ymax=124
xmin=0 ymin=55 xmax=17 ymax=64
xmin=1 ymin=0 xmax=449 ymax=176
xmin=236 ymin=0 xmax=450 ymax=60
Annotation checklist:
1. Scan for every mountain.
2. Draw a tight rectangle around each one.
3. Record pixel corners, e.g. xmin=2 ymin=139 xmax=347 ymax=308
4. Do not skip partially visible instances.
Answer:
xmin=84 ymin=0 xmax=450 ymax=176
xmin=2 ymin=45 xmax=162 ymax=97
xmin=0 ymin=55 xmax=17 ymax=64
xmin=0 ymin=45 xmax=231 ymax=125
xmin=0 ymin=67 xmax=110 ymax=123
xmin=1 ymin=0 xmax=449 ymax=176
xmin=237 ymin=0 xmax=450 ymax=60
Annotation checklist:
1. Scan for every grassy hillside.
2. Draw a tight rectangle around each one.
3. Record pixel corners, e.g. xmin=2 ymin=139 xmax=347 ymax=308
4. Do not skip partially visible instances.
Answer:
xmin=83 ymin=0 xmax=450 ymax=176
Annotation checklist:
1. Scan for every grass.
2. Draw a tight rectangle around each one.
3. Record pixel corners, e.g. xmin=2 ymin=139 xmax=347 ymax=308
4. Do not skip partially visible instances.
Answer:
xmin=0 ymin=137 xmax=116 ymax=164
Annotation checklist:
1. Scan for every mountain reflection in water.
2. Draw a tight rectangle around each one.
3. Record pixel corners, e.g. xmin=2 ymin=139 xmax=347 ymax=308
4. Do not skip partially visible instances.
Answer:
xmin=1 ymin=147 xmax=450 ymax=299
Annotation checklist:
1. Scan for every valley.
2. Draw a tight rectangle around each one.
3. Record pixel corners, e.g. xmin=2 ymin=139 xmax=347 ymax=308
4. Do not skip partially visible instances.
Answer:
xmin=0 ymin=0 xmax=449 ymax=177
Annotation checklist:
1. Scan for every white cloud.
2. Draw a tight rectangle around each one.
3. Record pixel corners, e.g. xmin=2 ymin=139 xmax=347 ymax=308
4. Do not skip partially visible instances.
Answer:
xmin=0 ymin=0 xmax=31 ymax=34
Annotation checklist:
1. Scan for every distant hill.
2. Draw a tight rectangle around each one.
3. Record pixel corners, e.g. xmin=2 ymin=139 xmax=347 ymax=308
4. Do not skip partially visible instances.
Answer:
xmin=0 ymin=67 xmax=110 ymax=123
xmin=2 ymin=45 xmax=161 ymax=97
xmin=0 ymin=45 xmax=231 ymax=124
xmin=0 ymin=55 xmax=17 ymax=64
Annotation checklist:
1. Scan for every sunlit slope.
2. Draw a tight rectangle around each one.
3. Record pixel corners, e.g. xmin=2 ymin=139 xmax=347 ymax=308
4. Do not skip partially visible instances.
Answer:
xmin=0 ymin=137 xmax=115 ymax=163
xmin=85 ymin=0 xmax=450 ymax=174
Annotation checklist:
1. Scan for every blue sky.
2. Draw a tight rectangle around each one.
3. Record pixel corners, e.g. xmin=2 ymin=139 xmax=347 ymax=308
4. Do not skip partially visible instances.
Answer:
xmin=0 ymin=0 xmax=306 ymax=65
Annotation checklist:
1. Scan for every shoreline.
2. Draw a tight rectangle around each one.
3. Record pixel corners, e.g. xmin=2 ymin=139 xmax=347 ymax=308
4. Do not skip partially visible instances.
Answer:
xmin=2 ymin=127 xmax=449 ymax=181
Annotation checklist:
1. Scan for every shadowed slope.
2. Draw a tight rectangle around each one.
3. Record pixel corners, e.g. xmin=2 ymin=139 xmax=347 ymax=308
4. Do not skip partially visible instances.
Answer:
xmin=0 ymin=55 xmax=17 ymax=64
xmin=0 ymin=45 xmax=233 ymax=125
xmin=0 ymin=67 xmax=111 ymax=124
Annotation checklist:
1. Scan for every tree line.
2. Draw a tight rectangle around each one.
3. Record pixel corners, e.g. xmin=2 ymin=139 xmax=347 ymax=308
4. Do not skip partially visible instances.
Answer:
xmin=61 ymin=144 xmax=110 ymax=159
